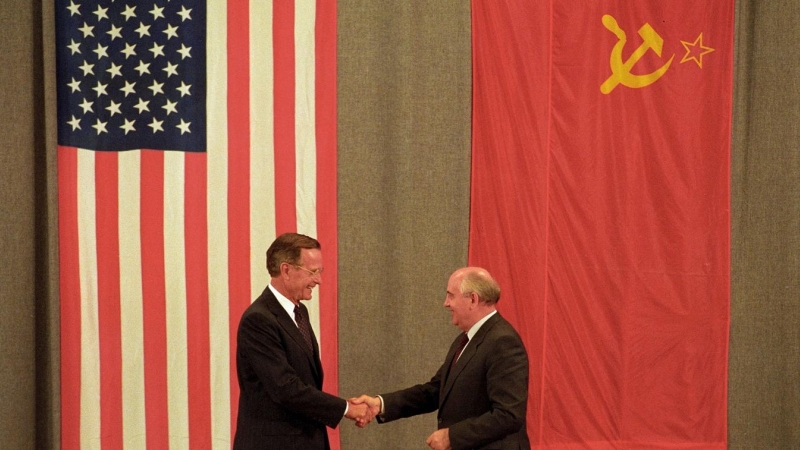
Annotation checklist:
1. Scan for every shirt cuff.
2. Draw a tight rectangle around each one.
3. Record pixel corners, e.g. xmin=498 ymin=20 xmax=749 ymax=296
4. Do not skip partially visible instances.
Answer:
xmin=376 ymin=395 xmax=385 ymax=415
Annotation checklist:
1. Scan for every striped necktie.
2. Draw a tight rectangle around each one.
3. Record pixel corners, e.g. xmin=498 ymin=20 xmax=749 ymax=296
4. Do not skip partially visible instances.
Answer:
xmin=294 ymin=305 xmax=314 ymax=351
xmin=450 ymin=333 xmax=469 ymax=371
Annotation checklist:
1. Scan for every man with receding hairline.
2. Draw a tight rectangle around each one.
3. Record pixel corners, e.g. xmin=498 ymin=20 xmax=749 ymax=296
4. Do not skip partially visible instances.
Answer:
xmin=352 ymin=267 xmax=530 ymax=450
xmin=233 ymin=233 xmax=372 ymax=450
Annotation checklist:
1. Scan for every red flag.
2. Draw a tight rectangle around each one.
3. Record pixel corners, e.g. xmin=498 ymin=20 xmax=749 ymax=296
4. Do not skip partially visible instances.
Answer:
xmin=470 ymin=1 xmax=732 ymax=447
xmin=56 ymin=0 xmax=338 ymax=448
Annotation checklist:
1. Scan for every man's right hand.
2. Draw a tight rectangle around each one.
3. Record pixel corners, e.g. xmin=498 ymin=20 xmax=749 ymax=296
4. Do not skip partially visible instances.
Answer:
xmin=345 ymin=400 xmax=373 ymax=428
xmin=348 ymin=395 xmax=382 ymax=427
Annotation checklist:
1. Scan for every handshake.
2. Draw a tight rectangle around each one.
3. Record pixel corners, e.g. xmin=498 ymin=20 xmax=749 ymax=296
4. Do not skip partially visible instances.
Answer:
xmin=343 ymin=395 xmax=381 ymax=428
xmin=343 ymin=394 xmax=452 ymax=450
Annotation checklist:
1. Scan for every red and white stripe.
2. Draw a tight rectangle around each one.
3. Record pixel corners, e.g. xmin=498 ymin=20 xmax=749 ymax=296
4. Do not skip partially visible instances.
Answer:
xmin=57 ymin=0 xmax=338 ymax=448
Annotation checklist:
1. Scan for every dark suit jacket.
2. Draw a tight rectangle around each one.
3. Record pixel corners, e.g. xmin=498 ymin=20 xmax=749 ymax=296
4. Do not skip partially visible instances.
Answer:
xmin=380 ymin=313 xmax=530 ymax=450
xmin=233 ymin=287 xmax=346 ymax=450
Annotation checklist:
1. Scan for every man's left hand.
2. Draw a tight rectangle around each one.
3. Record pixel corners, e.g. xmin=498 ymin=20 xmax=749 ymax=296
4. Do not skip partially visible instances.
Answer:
xmin=426 ymin=428 xmax=450 ymax=450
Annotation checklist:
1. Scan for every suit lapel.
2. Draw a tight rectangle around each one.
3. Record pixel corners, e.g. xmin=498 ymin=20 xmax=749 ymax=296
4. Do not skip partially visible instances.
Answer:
xmin=440 ymin=313 xmax=502 ymax=406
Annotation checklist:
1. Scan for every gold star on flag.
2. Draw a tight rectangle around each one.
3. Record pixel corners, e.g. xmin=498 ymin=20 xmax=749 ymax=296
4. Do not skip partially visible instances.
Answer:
xmin=680 ymin=33 xmax=714 ymax=68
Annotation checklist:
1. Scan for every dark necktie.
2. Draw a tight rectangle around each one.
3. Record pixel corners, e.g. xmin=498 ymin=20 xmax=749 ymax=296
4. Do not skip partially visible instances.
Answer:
xmin=294 ymin=305 xmax=314 ymax=351
xmin=450 ymin=333 xmax=469 ymax=371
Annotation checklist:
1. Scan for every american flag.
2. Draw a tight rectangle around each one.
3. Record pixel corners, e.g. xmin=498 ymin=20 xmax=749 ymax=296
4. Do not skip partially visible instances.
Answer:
xmin=55 ymin=0 xmax=339 ymax=448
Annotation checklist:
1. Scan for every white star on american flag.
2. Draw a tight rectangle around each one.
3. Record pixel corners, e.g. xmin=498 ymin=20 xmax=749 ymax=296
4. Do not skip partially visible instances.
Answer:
xmin=148 ymin=80 xmax=165 ymax=96
xmin=92 ymin=4 xmax=108 ymax=22
xmin=120 ymin=81 xmax=136 ymax=97
xmin=177 ymin=43 xmax=192 ymax=59
xmin=106 ymin=62 xmax=123 ymax=78
xmin=149 ymin=42 xmax=165 ymax=58
xmin=106 ymin=100 xmax=122 ymax=116
xmin=121 ymin=5 xmax=136 ymax=20
xmin=164 ymin=23 xmax=179 ymax=40
xmin=78 ymin=22 xmax=94 ymax=37
xmin=134 ymin=98 xmax=150 ymax=113
xmin=149 ymin=4 xmax=165 ymax=20
xmin=163 ymin=61 xmax=179 ymax=77
xmin=92 ymin=118 xmax=108 ymax=134
xmin=92 ymin=81 xmax=108 ymax=97
xmin=106 ymin=24 xmax=123 ymax=40
xmin=134 ymin=60 xmax=150 ymax=76
xmin=68 ymin=77 xmax=81 ymax=92
xmin=148 ymin=117 xmax=164 ymax=133
xmin=79 ymin=98 xmax=93 ymax=114
xmin=135 ymin=21 xmax=150 ymax=37
xmin=176 ymin=81 xmax=191 ymax=97
xmin=67 ymin=39 xmax=81 ymax=55
xmin=120 ymin=118 xmax=136 ymax=134
xmin=67 ymin=0 xmax=80 ymax=16
xmin=162 ymin=99 xmax=178 ymax=115
xmin=121 ymin=43 xmax=137 ymax=59
xmin=93 ymin=43 xmax=109 ymax=59
xmin=177 ymin=6 xmax=192 ymax=22
xmin=68 ymin=115 xmax=81 ymax=130
xmin=176 ymin=118 xmax=191 ymax=134
xmin=78 ymin=60 xmax=94 ymax=76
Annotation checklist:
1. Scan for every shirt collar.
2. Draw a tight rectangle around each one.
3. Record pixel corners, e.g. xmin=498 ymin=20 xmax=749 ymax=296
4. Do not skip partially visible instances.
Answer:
xmin=466 ymin=309 xmax=497 ymax=341
xmin=269 ymin=283 xmax=299 ymax=326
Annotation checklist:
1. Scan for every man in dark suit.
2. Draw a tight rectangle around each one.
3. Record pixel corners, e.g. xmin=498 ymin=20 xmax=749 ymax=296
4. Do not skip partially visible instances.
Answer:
xmin=233 ymin=233 xmax=371 ymax=450
xmin=352 ymin=267 xmax=530 ymax=450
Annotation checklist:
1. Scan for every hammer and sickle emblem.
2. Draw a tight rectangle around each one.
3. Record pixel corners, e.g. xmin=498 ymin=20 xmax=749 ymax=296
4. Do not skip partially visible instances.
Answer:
xmin=600 ymin=15 xmax=674 ymax=94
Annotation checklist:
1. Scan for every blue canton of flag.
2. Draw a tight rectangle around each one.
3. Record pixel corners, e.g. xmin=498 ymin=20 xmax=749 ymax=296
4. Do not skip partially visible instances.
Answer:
xmin=56 ymin=0 xmax=206 ymax=152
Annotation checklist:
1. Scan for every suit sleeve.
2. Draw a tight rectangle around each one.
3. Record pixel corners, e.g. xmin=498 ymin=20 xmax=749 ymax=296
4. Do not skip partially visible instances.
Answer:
xmin=238 ymin=310 xmax=346 ymax=428
xmin=448 ymin=332 xmax=529 ymax=450
xmin=377 ymin=366 xmax=445 ymax=423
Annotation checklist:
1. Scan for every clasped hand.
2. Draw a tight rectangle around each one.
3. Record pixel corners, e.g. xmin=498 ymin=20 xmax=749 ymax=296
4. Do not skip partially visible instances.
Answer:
xmin=346 ymin=395 xmax=451 ymax=449
xmin=345 ymin=395 xmax=381 ymax=428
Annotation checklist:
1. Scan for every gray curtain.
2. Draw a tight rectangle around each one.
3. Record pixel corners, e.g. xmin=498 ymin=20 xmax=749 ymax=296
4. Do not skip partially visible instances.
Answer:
xmin=1 ymin=0 xmax=59 ymax=447
xmin=337 ymin=2 xmax=472 ymax=448
xmin=0 ymin=0 xmax=797 ymax=448
xmin=728 ymin=0 xmax=800 ymax=447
